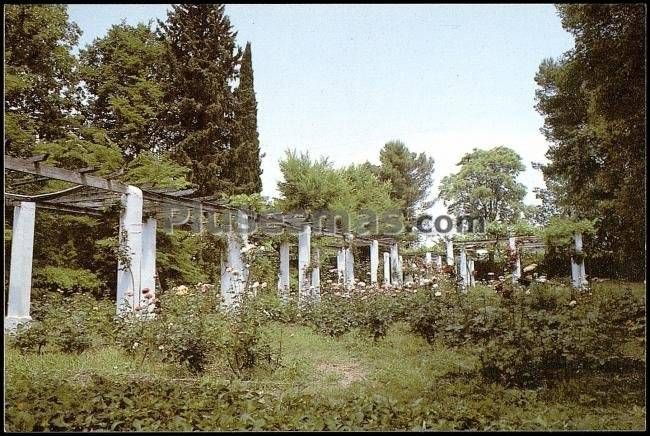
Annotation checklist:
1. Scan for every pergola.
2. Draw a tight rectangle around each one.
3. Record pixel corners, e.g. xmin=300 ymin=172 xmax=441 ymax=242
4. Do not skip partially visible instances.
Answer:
xmin=4 ymin=154 xmax=588 ymax=331
xmin=4 ymin=154 xmax=414 ymax=330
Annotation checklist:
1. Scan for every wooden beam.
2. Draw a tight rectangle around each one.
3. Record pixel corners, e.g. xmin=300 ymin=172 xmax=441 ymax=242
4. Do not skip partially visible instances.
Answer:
xmin=4 ymin=199 xmax=103 ymax=216
xmin=4 ymin=155 xmax=129 ymax=194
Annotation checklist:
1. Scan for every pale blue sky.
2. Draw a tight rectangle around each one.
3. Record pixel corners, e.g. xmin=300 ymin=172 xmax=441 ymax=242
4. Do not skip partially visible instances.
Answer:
xmin=67 ymin=4 xmax=574 ymax=216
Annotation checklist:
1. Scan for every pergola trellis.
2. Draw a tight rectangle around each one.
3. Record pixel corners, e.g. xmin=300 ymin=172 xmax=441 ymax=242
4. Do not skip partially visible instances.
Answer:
xmin=4 ymin=155 xmax=588 ymax=331
xmin=4 ymin=155 xmax=417 ymax=330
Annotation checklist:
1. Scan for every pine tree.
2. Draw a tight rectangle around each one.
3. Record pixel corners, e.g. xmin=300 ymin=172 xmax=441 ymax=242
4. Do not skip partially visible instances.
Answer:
xmin=371 ymin=141 xmax=435 ymax=228
xmin=157 ymin=4 xmax=242 ymax=197
xmin=231 ymin=42 xmax=263 ymax=194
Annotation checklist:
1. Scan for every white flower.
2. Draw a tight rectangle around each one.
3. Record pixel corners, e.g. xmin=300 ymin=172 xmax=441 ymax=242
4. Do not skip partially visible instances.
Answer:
xmin=525 ymin=290 xmax=531 ymax=295
xmin=132 ymin=342 xmax=140 ymax=349
xmin=569 ymin=300 xmax=577 ymax=307
xmin=434 ymin=291 xmax=442 ymax=297
xmin=158 ymin=345 xmax=164 ymax=351
xmin=261 ymin=282 xmax=267 ymax=288
xmin=252 ymin=282 xmax=259 ymax=288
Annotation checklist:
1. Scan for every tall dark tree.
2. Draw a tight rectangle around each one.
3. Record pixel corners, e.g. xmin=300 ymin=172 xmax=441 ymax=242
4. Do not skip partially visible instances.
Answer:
xmin=534 ymin=4 xmax=646 ymax=279
xmin=229 ymin=42 xmax=263 ymax=194
xmin=369 ymin=140 xmax=435 ymax=227
xmin=157 ymin=4 xmax=242 ymax=197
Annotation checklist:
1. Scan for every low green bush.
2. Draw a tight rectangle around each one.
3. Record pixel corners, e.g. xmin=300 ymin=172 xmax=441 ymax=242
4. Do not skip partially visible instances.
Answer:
xmin=33 ymin=266 xmax=105 ymax=295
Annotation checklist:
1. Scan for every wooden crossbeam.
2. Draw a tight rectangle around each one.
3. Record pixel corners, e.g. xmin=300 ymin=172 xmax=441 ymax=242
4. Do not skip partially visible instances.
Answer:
xmin=5 ymin=155 xmax=129 ymax=194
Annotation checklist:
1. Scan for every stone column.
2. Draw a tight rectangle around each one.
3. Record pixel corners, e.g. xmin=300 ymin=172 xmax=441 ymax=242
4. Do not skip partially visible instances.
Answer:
xmin=469 ymin=259 xmax=475 ymax=287
xmin=311 ymin=248 xmax=321 ymax=302
xmin=370 ymin=240 xmax=379 ymax=284
xmin=390 ymin=243 xmax=401 ymax=286
xmin=278 ymin=241 xmax=290 ymax=302
xmin=435 ymin=254 xmax=443 ymax=271
xmin=117 ymin=186 xmax=143 ymax=315
xmin=383 ymin=252 xmax=391 ymax=285
xmin=298 ymin=224 xmax=311 ymax=304
xmin=220 ymin=211 xmax=249 ymax=308
xmin=508 ymin=236 xmax=521 ymax=284
xmin=141 ymin=218 xmax=157 ymax=294
xmin=344 ymin=246 xmax=355 ymax=290
xmin=5 ymin=202 xmax=36 ymax=331
xmin=399 ymin=255 xmax=404 ymax=284
xmin=336 ymin=248 xmax=346 ymax=285
xmin=425 ymin=252 xmax=432 ymax=265
xmin=446 ymin=239 xmax=454 ymax=266
xmin=571 ymin=232 xmax=587 ymax=289
xmin=459 ymin=246 xmax=469 ymax=289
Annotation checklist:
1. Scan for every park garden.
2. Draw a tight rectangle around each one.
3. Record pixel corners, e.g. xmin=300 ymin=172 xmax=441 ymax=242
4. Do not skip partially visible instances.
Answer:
xmin=4 ymin=4 xmax=646 ymax=432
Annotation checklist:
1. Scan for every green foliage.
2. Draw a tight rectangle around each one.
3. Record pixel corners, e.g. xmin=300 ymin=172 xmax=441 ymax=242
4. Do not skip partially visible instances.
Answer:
xmin=439 ymin=146 xmax=527 ymax=224
xmin=10 ymin=322 xmax=48 ymax=354
xmin=277 ymin=150 xmax=403 ymax=233
xmin=222 ymin=296 xmax=278 ymax=378
xmin=4 ymin=4 xmax=81 ymax=155
xmin=229 ymin=41 xmax=263 ymax=194
xmin=79 ymin=22 xmax=165 ymax=157
xmin=540 ymin=217 xmax=596 ymax=246
xmin=226 ymin=193 xmax=269 ymax=213
xmin=157 ymin=4 xmax=242 ymax=197
xmin=33 ymin=266 xmax=104 ymax=295
xmin=534 ymin=4 xmax=646 ymax=280
xmin=155 ymin=230 xmax=212 ymax=289
xmin=25 ymin=292 xmax=115 ymax=353
xmin=369 ymin=140 xmax=435 ymax=226
xmin=122 ymin=151 xmax=191 ymax=189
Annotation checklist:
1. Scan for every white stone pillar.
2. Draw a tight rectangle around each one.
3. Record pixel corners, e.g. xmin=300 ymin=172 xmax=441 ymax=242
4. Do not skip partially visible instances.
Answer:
xmin=425 ymin=252 xmax=432 ymax=265
xmin=278 ymin=241 xmax=290 ymax=302
xmin=459 ymin=246 xmax=469 ymax=289
xmin=344 ymin=246 xmax=355 ymax=290
xmin=336 ymin=248 xmax=346 ymax=285
xmin=220 ymin=211 xmax=249 ymax=308
xmin=141 ymin=218 xmax=157 ymax=294
xmin=383 ymin=252 xmax=391 ymax=285
xmin=311 ymin=248 xmax=320 ymax=302
xmin=397 ymin=256 xmax=404 ymax=283
xmin=117 ymin=186 xmax=143 ymax=315
xmin=446 ymin=239 xmax=454 ymax=266
xmin=298 ymin=224 xmax=311 ymax=304
xmin=435 ymin=254 xmax=443 ymax=271
xmin=571 ymin=232 xmax=587 ymax=289
xmin=508 ymin=237 xmax=521 ymax=284
xmin=469 ymin=259 xmax=475 ymax=287
xmin=390 ymin=243 xmax=401 ymax=286
xmin=5 ymin=202 xmax=36 ymax=331
xmin=370 ymin=240 xmax=379 ymax=284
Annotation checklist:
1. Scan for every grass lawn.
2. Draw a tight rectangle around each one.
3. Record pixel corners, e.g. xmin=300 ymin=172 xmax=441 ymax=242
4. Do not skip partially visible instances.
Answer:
xmin=4 ymin=281 xmax=646 ymax=431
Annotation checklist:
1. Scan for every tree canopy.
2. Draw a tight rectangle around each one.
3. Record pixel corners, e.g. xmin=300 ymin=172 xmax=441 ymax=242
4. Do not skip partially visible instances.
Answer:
xmin=438 ymin=146 xmax=527 ymax=225
xmin=534 ymin=4 xmax=646 ymax=279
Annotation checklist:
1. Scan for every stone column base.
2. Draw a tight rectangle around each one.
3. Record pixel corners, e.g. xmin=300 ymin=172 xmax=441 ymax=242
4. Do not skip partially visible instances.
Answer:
xmin=5 ymin=315 xmax=32 ymax=332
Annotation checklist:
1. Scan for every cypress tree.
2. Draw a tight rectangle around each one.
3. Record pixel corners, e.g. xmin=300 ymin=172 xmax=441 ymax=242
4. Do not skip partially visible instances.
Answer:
xmin=231 ymin=42 xmax=263 ymax=194
xmin=158 ymin=4 xmax=242 ymax=197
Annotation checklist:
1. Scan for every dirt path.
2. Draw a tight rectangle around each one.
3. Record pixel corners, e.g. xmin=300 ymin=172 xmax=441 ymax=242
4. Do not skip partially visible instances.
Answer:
xmin=316 ymin=361 xmax=367 ymax=387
